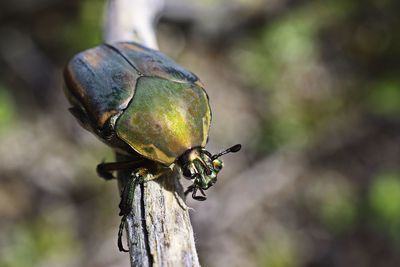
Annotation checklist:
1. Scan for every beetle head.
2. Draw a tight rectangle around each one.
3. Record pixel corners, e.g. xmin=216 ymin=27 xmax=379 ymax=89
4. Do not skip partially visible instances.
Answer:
xmin=178 ymin=144 xmax=241 ymax=200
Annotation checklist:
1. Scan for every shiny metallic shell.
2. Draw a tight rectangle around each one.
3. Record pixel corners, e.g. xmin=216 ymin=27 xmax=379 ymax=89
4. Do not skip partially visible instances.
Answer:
xmin=64 ymin=44 xmax=138 ymax=128
xmin=116 ymin=77 xmax=211 ymax=165
xmin=64 ymin=42 xmax=211 ymax=164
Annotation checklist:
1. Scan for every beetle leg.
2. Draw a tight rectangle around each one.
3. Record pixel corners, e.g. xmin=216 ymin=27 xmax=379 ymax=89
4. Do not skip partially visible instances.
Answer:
xmin=117 ymin=169 xmax=143 ymax=252
xmin=118 ymin=215 xmax=129 ymax=252
xmin=199 ymin=188 xmax=206 ymax=197
xmin=184 ymin=185 xmax=195 ymax=196
xmin=118 ymin=167 xmax=165 ymax=252
xmin=192 ymin=187 xmax=207 ymax=201
xmin=96 ymin=162 xmax=116 ymax=180
xmin=118 ymin=170 xmax=140 ymax=216
xmin=116 ymin=166 xmax=171 ymax=252
xmin=96 ymin=159 xmax=146 ymax=180
xmin=192 ymin=188 xmax=198 ymax=199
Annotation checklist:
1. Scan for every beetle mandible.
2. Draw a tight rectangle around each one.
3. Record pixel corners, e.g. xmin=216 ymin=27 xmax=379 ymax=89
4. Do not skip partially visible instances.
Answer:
xmin=64 ymin=42 xmax=241 ymax=252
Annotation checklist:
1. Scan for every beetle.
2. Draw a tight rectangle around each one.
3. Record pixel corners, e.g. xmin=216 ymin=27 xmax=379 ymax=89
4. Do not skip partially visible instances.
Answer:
xmin=63 ymin=42 xmax=241 ymax=252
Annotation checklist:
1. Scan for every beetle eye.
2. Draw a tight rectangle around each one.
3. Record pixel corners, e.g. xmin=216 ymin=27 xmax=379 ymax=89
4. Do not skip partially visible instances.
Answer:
xmin=212 ymin=159 xmax=223 ymax=172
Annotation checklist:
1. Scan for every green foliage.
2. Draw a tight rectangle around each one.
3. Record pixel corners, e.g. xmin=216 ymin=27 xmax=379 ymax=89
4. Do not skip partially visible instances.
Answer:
xmin=367 ymin=79 xmax=400 ymax=116
xmin=0 ymin=218 xmax=80 ymax=267
xmin=369 ymin=171 xmax=400 ymax=242
xmin=237 ymin=1 xmax=354 ymax=88
xmin=307 ymin=175 xmax=357 ymax=234
xmin=237 ymin=7 xmax=316 ymax=88
xmin=235 ymin=1 xmax=354 ymax=150
xmin=318 ymin=190 xmax=357 ymax=234
xmin=256 ymin=232 xmax=299 ymax=267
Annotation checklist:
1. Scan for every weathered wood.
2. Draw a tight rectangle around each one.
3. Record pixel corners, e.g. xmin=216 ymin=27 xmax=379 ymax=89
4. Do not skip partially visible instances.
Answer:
xmin=116 ymin=157 xmax=201 ymax=266
xmin=103 ymin=0 xmax=164 ymax=49
xmin=106 ymin=1 xmax=201 ymax=266
xmin=143 ymin=169 xmax=200 ymax=266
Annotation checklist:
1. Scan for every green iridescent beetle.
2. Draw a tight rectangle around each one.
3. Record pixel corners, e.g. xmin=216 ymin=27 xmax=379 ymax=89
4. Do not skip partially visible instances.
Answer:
xmin=64 ymin=42 xmax=241 ymax=252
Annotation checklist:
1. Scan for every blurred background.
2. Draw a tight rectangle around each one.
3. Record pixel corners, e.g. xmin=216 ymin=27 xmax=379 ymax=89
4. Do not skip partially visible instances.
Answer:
xmin=0 ymin=0 xmax=399 ymax=266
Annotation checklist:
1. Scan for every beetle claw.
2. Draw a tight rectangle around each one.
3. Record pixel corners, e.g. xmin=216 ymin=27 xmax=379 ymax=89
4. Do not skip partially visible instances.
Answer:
xmin=184 ymin=185 xmax=207 ymax=201
xmin=193 ymin=194 xmax=207 ymax=201
xmin=118 ymin=215 xmax=129 ymax=252
xmin=192 ymin=187 xmax=207 ymax=201
xmin=199 ymin=188 xmax=206 ymax=196
xmin=184 ymin=185 xmax=195 ymax=196
xmin=96 ymin=163 xmax=116 ymax=180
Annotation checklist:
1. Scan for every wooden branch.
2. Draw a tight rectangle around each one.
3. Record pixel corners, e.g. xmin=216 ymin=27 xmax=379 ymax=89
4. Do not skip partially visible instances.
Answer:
xmin=104 ymin=1 xmax=201 ymax=266
xmin=103 ymin=0 xmax=164 ymax=49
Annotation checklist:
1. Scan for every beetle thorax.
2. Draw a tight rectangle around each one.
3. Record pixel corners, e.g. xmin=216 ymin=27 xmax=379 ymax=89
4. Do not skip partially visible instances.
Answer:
xmin=187 ymin=149 xmax=202 ymax=162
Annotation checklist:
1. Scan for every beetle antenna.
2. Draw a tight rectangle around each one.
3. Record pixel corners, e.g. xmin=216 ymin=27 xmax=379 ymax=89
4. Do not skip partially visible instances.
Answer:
xmin=211 ymin=144 xmax=242 ymax=160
